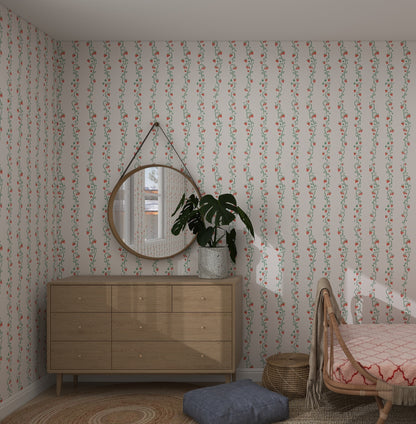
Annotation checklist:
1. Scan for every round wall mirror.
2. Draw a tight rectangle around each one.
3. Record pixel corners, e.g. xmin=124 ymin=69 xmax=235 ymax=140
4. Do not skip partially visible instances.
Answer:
xmin=108 ymin=164 xmax=200 ymax=260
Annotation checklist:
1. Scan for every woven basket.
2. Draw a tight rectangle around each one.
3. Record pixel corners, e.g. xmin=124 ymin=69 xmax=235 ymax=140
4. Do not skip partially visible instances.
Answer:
xmin=262 ymin=353 xmax=309 ymax=398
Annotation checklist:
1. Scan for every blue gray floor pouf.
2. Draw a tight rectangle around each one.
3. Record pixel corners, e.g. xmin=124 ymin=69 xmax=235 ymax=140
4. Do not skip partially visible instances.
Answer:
xmin=183 ymin=379 xmax=289 ymax=424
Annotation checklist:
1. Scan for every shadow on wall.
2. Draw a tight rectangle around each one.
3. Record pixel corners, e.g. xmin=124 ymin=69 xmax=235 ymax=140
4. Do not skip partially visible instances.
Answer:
xmin=351 ymin=295 xmax=416 ymax=324
xmin=341 ymin=268 xmax=416 ymax=324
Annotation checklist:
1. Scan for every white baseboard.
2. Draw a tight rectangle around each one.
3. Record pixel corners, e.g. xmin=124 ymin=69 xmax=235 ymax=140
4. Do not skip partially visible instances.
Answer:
xmin=236 ymin=368 xmax=263 ymax=382
xmin=0 ymin=374 xmax=55 ymax=421
xmin=63 ymin=368 xmax=264 ymax=384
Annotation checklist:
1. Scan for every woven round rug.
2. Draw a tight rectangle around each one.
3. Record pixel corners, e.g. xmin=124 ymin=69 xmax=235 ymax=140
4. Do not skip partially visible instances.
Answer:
xmin=3 ymin=383 xmax=197 ymax=424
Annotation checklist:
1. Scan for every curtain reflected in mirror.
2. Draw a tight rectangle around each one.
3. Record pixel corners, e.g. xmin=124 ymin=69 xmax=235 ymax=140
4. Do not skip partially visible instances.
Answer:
xmin=109 ymin=165 xmax=200 ymax=259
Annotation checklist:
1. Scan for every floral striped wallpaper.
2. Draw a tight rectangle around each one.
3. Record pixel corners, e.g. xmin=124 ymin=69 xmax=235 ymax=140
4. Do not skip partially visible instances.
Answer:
xmin=55 ymin=40 xmax=416 ymax=368
xmin=2 ymin=4 xmax=416 ymax=406
xmin=0 ymin=6 xmax=57 ymax=404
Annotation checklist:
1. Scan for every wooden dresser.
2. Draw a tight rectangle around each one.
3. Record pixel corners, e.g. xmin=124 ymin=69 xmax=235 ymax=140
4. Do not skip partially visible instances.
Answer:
xmin=47 ymin=275 xmax=242 ymax=395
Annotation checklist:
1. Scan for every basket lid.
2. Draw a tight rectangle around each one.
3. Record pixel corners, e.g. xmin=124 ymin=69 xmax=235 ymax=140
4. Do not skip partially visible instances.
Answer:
xmin=266 ymin=353 xmax=309 ymax=368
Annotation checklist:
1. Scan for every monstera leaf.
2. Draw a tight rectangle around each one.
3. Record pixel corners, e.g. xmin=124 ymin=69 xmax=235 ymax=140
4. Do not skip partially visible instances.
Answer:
xmin=199 ymin=194 xmax=236 ymax=227
xmin=226 ymin=228 xmax=237 ymax=263
xmin=196 ymin=226 xmax=215 ymax=247
xmin=171 ymin=194 xmax=203 ymax=236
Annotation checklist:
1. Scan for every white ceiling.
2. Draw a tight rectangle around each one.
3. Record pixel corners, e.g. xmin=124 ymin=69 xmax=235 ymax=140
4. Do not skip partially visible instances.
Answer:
xmin=1 ymin=0 xmax=415 ymax=41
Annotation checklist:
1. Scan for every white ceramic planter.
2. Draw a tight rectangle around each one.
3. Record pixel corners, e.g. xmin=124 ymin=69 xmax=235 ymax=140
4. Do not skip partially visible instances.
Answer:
xmin=198 ymin=247 xmax=229 ymax=279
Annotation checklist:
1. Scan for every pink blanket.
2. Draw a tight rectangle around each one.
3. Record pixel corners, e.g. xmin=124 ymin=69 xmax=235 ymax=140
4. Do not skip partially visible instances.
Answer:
xmin=331 ymin=324 xmax=416 ymax=386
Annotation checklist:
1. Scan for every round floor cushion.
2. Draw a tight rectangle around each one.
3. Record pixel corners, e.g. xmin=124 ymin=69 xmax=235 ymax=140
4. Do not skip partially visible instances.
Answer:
xmin=183 ymin=379 xmax=289 ymax=424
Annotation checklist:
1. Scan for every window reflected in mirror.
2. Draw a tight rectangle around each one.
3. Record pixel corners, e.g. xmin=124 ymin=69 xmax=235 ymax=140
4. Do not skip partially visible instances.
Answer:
xmin=144 ymin=166 xmax=164 ymax=241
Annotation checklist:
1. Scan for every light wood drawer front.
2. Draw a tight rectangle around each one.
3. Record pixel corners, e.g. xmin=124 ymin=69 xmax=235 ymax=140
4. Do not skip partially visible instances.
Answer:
xmin=51 ymin=313 xmax=110 ymax=341
xmin=51 ymin=286 xmax=111 ymax=313
xmin=50 ymin=342 xmax=111 ymax=370
xmin=173 ymin=286 xmax=232 ymax=312
xmin=112 ymin=342 xmax=232 ymax=370
xmin=112 ymin=313 xmax=232 ymax=341
xmin=112 ymin=286 xmax=171 ymax=312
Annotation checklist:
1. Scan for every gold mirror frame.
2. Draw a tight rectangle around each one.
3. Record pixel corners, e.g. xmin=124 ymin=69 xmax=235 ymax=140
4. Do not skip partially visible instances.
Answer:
xmin=108 ymin=164 xmax=200 ymax=260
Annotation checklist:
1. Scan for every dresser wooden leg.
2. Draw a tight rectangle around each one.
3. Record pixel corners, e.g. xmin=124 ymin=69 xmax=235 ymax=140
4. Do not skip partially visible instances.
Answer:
xmin=73 ymin=375 xmax=78 ymax=387
xmin=56 ymin=373 xmax=63 ymax=396
xmin=225 ymin=374 xmax=232 ymax=384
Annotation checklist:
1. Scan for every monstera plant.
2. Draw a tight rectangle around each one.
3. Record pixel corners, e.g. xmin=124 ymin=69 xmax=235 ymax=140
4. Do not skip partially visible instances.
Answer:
xmin=171 ymin=193 xmax=254 ymax=263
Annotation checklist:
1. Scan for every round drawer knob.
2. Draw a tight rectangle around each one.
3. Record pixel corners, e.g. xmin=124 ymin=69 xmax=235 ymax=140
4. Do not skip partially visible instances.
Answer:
xmin=138 ymin=296 xmax=144 ymax=301
xmin=200 ymin=354 xmax=205 ymax=358
xmin=200 ymin=296 xmax=206 ymax=301
xmin=77 ymin=297 xmax=82 ymax=301
xmin=200 ymin=326 xmax=206 ymax=330
xmin=78 ymin=325 xmax=82 ymax=329
xmin=138 ymin=325 xmax=143 ymax=329
xmin=77 ymin=354 xmax=82 ymax=358
xmin=138 ymin=354 xmax=143 ymax=359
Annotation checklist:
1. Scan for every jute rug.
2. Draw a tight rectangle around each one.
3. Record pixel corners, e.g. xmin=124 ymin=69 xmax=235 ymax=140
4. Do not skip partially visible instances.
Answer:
xmin=288 ymin=389 xmax=416 ymax=423
xmin=3 ymin=382 xmax=416 ymax=423
xmin=2 ymin=383 xmax=196 ymax=424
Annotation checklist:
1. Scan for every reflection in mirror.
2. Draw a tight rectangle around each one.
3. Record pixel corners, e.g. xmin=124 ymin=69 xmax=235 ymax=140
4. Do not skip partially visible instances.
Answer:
xmin=109 ymin=165 xmax=200 ymax=260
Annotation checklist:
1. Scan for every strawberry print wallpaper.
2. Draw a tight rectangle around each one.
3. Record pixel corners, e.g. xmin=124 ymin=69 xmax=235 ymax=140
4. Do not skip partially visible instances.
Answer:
xmin=0 ymin=6 xmax=57 ymax=405
xmin=55 ymin=39 xmax=416 ymax=369
xmin=2 ymin=3 xmax=416 ymax=408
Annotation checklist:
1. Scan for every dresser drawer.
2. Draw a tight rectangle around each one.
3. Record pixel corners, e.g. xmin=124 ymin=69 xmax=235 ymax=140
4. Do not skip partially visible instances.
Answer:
xmin=51 ymin=313 xmax=111 ymax=341
xmin=112 ymin=285 xmax=171 ymax=312
xmin=112 ymin=341 xmax=232 ymax=370
xmin=51 ymin=286 xmax=111 ymax=313
xmin=50 ymin=342 xmax=111 ymax=370
xmin=112 ymin=313 xmax=232 ymax=341
xmin=173 ymin=286 xmax=232 ymax=312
